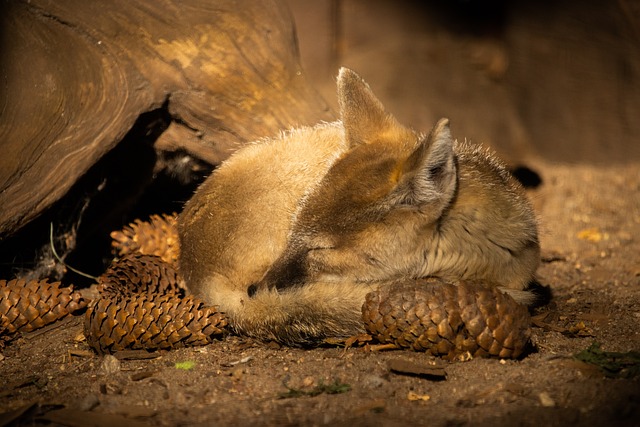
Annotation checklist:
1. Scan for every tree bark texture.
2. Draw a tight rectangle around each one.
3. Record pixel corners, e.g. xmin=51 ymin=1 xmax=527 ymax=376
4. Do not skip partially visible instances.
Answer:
xmin=0 ymin=0 xmax=333 ymax=238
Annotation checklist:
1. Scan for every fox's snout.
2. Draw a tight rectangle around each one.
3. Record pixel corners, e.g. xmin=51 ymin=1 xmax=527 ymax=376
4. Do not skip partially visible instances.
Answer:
xmin=253 ymin=250 xmax=308 ymax=295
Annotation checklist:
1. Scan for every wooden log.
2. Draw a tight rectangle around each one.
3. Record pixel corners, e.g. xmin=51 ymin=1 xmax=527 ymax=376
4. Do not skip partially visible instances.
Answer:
xmin=0 ymin=0 xmax=333 ymax=238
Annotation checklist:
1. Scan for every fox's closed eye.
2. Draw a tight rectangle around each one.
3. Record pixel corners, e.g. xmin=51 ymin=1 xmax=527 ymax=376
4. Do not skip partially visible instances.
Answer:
xmin=305 ymin=246 xmax=336 ymax=261
xmin=304 ymin=236 xmax=337 ymax=252
xmin=305 ymin=244 xmax=337 ymax=259
xmin=308 ymin=245 xmax=335 ymax=252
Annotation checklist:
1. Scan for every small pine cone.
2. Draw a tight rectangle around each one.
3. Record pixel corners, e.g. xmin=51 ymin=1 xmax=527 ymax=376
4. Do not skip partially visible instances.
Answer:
xmin=362 ymin=278 xmax=531 ymax=359
xmin=110 ymin=213 xmax=179 ymax=266
xmin=98 ymin=253 xmax=186 ymax=299
xmin=0 ymin=279 xmax=88 ymax=336
xmin=85 ymin=253 xmax=228 ymax=354
xmin=84 ymin=293 xmax=228 ymax=354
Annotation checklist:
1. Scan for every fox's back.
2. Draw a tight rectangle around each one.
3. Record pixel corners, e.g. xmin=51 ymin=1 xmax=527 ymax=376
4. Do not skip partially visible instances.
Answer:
xmin=178 ymin=122 xmax=349 ymax=314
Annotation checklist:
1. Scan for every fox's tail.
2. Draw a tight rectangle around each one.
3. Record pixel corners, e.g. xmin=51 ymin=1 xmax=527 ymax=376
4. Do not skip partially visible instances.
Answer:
xmin=229 ymin=282 xmax=376 ymax=345
xmin=221 ymin=279 xmax=549 ymax=346
xmin=501 ymin=279 xmax=552 ymax=309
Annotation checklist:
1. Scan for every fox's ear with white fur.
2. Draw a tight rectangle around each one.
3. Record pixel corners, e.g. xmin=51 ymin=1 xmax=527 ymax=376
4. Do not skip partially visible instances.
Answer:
xmin=392 ymin=118 xmax=457 ymax=209
xmin=337 ymin=67 xmax=400 ymax=147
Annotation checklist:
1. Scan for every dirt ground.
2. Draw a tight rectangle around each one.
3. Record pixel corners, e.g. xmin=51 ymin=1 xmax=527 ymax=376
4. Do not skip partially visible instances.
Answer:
xmin=1 ymin=161 xmax=639 ymax=427
xmin=2 ymin=1 xmax=640 ymax=426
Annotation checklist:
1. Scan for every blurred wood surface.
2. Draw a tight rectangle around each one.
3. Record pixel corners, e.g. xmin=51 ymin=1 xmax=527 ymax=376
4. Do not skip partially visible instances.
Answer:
xmin=0 ymin=0 xmax=332 ymax=238
xmin=289 ymin=0 xmax=640 ymax=165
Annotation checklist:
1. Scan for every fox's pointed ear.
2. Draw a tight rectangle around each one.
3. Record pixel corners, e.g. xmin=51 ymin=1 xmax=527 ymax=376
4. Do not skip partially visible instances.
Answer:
xmin=393 ymin=118 xmax=457 ymax=208
xmin=337 ymin=67 xmax=400 ymax=147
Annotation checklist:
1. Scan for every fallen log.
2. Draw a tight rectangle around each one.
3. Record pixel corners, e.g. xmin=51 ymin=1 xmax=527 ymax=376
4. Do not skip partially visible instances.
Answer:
xmin=0 ymin=0 xmax=333 ymax=239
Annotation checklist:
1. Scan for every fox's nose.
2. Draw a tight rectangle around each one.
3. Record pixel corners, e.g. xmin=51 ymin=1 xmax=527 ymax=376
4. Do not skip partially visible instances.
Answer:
xmin=247 ymin=284 xmax=258 ymax=297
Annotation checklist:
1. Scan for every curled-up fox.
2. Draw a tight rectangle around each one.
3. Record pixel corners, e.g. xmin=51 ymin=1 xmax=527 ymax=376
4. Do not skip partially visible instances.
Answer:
xmin=179 ymin=68 xmax=541 ymax=345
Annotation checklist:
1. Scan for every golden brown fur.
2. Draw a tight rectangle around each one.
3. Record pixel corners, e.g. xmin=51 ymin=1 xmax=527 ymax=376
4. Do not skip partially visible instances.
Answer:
xmin=178 ymin=122 xmax=352 ymax=320
xmin=179 ymin=68 xmax=540 ymax=345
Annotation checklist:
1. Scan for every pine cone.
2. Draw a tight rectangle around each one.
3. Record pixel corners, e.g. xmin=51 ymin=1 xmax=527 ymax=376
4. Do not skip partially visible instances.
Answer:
xmin=362 ymin=278 xmax=531 ymax=359
xmin=84 ymin=294 xmax=228 ymax=354
xmin=110 ymin=213 xmax=179 ymax=266
xmin=84 ymin=253 xmax=228 ymax=354
xmin=98 ymin=253 xmax=186 ymax=298
xmin=0 ymin=279 xmax=88 ymax=336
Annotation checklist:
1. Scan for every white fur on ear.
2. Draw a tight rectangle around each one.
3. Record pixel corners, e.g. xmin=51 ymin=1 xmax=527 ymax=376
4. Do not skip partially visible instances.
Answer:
xmin=428 ymin=118 xmax=453 ymax=164
xmin=425 ymin=119 xmax=455 ymax=183
xmin=393 ymin=118 xmax=457 ymax=208
xmin=337 ymin=68 xmax=382 ymax=117
xmin=337 ymin=67 xmax=396 ymax=147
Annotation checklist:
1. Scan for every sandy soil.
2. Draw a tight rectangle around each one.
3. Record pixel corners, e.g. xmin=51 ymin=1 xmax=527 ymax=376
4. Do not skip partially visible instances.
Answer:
xmin=2 ymin=1 xmax=639 ymax=426
xmin=1 ymin=161 xmax=639 ymax=427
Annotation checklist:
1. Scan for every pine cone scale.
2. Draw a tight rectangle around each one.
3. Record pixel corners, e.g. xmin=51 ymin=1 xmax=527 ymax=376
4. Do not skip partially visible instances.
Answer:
xmin=1 ymin=279 xmax=88 ymax=337
xmin=363 ymin=279 xmax=531 ymax=359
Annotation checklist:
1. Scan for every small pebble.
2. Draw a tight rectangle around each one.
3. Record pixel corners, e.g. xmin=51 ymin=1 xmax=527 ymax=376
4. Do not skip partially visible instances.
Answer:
xmin=99 ymin=354 xmax=121 ymax=376
xmin=538 ymin=391 xmax=556 ymax=407
xmin=362 ymin=374 xmax=387 ymax=389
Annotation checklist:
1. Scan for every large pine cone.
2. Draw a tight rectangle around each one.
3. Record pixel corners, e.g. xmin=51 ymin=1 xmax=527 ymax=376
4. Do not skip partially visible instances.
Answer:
xmin=362 ymin=278 xmax=531 ymax=359
xmin=84 ymin=254 xmax=228 ymax=354
xmin=110 ymin=213 xmax=179 ymax=266
xmin=97 ymin=252 xmax=187 ymax=299
xmin=1 ymin=279 xmax=88 ymax=336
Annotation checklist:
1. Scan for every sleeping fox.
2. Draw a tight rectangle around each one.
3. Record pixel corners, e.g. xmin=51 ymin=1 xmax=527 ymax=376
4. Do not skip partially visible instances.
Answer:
xmin=178 ymin=68 xmax=540 ymax=345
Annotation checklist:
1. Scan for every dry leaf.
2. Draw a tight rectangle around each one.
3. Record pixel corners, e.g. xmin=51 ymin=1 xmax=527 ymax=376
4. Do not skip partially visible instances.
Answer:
xmin=577 ymin=228 xmax=603 ymax=242
xmin=407 ymin=391 xmax=431 ymax=401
